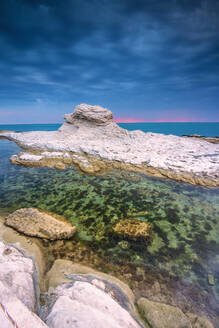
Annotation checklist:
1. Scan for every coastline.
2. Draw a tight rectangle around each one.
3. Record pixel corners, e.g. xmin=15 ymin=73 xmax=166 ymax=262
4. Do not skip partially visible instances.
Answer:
xmin=0 ymin=103 xmax=218 ymax=188
xmin=5 ymin=145 xmax=219 ymax=188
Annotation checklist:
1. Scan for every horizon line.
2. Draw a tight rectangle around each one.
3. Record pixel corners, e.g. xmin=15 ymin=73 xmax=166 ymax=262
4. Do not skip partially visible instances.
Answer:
xmin=0 ymin=121 xmax=219 ymax=125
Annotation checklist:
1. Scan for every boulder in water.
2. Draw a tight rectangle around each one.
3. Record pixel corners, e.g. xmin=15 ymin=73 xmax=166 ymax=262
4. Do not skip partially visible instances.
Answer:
xmin=5 ymin=208 xmax=77 ymax=240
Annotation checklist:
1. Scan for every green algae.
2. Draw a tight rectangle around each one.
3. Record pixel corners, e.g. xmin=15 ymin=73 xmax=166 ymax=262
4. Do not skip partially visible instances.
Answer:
xmin=0 ymin=139 xmax=219 ymax=299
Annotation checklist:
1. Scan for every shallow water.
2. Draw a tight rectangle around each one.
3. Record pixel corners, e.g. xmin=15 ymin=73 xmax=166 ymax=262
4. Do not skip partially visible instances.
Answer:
xmin=0 ymin=138 xmax=219 ymax=322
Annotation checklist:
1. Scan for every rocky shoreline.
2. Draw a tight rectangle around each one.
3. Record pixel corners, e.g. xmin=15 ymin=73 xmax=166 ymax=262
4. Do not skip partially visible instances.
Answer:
xmin=0 ymin=208 xmax=216 ymax=328
xmin=182 ymin=134 xmax=219 ymax=144
xmin=0 ymin=104 xmax=218 ymax=187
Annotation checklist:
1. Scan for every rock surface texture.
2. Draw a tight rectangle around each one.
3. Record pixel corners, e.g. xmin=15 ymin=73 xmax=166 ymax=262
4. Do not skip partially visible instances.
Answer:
xmin=45 ymin=259 xmax=138 ymax=318
xmin=0 ymin=241 xmax=38 ymax=312
xmin=138 ymin=297 xmax=191 ymax=328
xmin=0 ymin=242 xmax=48 ymax=328
xmin=42 ymin=275 xmax=143 ymax=328
xmin=0 ymin=216 xmax=48 ymax=291
xmin=5 ymin=208 xmax=77 ymax=240
xmin=182 ymin=135 xmax=219 ymax=144
xmin=112 ymin=219 xmax=153 ymax=241
xmin=0 ymin=103 xmax=219 ymax=187
xmin=137 ymin=297 xmax=214 ymax=328
xmin=0 ymin=282 xmax=48 ymax=328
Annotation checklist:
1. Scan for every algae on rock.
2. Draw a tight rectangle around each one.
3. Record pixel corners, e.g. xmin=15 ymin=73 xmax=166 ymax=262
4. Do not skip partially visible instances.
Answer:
xmin=112 ymin=219 xmax=153 ymax=242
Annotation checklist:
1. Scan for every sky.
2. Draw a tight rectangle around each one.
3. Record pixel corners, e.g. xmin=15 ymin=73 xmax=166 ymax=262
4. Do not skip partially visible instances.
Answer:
xmin=0 ymin=0 xmax=219 ymax=123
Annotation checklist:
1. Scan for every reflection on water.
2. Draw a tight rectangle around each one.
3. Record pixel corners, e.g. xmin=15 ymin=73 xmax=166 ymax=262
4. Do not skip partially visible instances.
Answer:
xmin=0 ymin=139 xmax=219 ymax=314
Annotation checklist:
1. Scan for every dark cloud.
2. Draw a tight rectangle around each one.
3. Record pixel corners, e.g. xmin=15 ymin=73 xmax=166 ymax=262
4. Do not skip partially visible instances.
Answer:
xmin=0 ymin=0 xmax=219 ymax=122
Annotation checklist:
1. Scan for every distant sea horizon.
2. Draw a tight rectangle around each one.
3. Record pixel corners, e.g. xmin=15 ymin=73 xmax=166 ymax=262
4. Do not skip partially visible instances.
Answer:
xmin=0 ymin=122 xmax=218 ymax=137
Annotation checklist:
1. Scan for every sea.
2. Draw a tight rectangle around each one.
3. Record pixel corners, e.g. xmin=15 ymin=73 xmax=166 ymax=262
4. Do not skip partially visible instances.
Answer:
xmin=0 ymin=122 xmax=219 ymax=136
xmin=0 ymin=122 xmax=218 ymax=324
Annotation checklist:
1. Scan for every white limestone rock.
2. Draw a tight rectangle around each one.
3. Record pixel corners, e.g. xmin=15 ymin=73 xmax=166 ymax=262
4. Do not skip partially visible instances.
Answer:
xmin=64 ymin=103 xmax=113 ymax=125
xmin=42 ymin=277 xmax=143 ymax=328
xmin=0 ymin=241 xmax=38 ymax=312
xmin=0 ymin=103 xmax=218 ymax=186
xmin=45 ymin=259 xmax=137 ymax=318
xmin=0 ymin=282 xmax=48 ymax=328
xmin=0 ymin=216 xmax=48 ymax=292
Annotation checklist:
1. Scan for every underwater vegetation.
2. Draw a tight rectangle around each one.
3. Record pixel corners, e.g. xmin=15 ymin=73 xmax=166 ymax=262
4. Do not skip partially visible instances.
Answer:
xmin=0 ymin=139 xmax=219 ymax=300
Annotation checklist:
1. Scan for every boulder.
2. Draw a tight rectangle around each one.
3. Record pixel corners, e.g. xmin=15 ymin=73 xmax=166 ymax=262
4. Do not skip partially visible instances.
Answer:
xmin=42 ymin=276 xmax=143 ymax=328
xmin=0 ymin=216 xmax=48 ymax=291
xmin=45 ymin=259 xmax=137 ymax=317
xmin=0 ymin=241 xmax=38 ymax=312
xmin=137 ymin=297 xmax=191 ymax=328
xmin=5 ymin=208 xmax=77 ymax=240
xmin=112 ymin=219 xmax=153 ymax=241
xmin=63 ymin=103 xmax=113 ymax=125
xmin=185 ymin=313 xmax=214 ymax=328
xmin=0 ymin=281 xmax=48 ymax=328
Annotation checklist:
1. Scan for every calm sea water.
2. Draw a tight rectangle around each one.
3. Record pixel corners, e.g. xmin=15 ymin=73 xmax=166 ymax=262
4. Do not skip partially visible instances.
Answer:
xmin=0 ymin=122 xmax=219 ymax=136
xmin=0 ymin=123 xmax=218 ymax=322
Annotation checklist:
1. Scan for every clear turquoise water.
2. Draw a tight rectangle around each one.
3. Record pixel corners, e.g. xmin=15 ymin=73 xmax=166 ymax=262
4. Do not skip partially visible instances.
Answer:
xmin=119 ymin=122 xmax=219 ymax=137
xmin=0 ymin=122 xmax=219 ymax=136
xmin=0 ymin=124 xmax=218 ymax=321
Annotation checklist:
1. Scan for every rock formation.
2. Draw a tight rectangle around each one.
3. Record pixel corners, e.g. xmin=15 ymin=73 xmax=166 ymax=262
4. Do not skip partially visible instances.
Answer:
xmin=45 ymin=259 xmax=138 ymax=318
xmin=137 ymin=297 xmax=214 ymax=328
xmin=0 ymin=241 xmax=38 ymax=312
xmin=5 ymin=208 xmax=77 ymax=240
xmin=112 ymin=219 xmax=153 ymax=241
xmin=0 ymin=103 xmax=218 ymax=187
xmin=182 ymin=134 xmax=219 ymax=144
xmin=62 ymin=103 xmax=113 ymax=126
xmin=42 ymin=275 xmax=143 ymax=328
xmin=0 ymin=215 xmax=48 ymax=291
xmin=0 ymin=241 xmax=49 ymax=328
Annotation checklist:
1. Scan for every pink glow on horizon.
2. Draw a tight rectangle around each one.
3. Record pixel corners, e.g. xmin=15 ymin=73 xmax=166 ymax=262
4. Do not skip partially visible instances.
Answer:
xmin=114 ymin=116 xmax=209 ymax=123
xmin=114 ymin=118 xmax=145 ymax=123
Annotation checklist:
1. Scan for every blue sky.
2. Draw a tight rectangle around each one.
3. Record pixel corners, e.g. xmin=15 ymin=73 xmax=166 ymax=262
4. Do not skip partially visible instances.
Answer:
xmin=0 ymin=0 xmax=219 ymax=123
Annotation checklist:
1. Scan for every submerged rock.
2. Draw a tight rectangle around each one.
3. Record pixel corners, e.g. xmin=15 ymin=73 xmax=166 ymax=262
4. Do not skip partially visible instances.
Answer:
xmin=118 ymin=240 xmax=130 ymax=249
xmin=5 ymin=208 xmax=77 ymax=240
xmin=137 ymin=298 xmax=215 ymax=328
xmin=113 ymin=219 xmax=153 ymax=241
xmin=137 ymin=297 xmax=191 ymax=328
xmin=185 ymin=312 xmax=214 ymax=328
xmin=207 ymin=273 xmax=215 ymax=286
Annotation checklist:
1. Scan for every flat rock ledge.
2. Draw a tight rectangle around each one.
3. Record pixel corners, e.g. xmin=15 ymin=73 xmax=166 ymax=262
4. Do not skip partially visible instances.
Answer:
xmin=5 ymin=208 xmax=77 ymax=240
xmin=0 ymin=103 xmax=219 ymax=187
